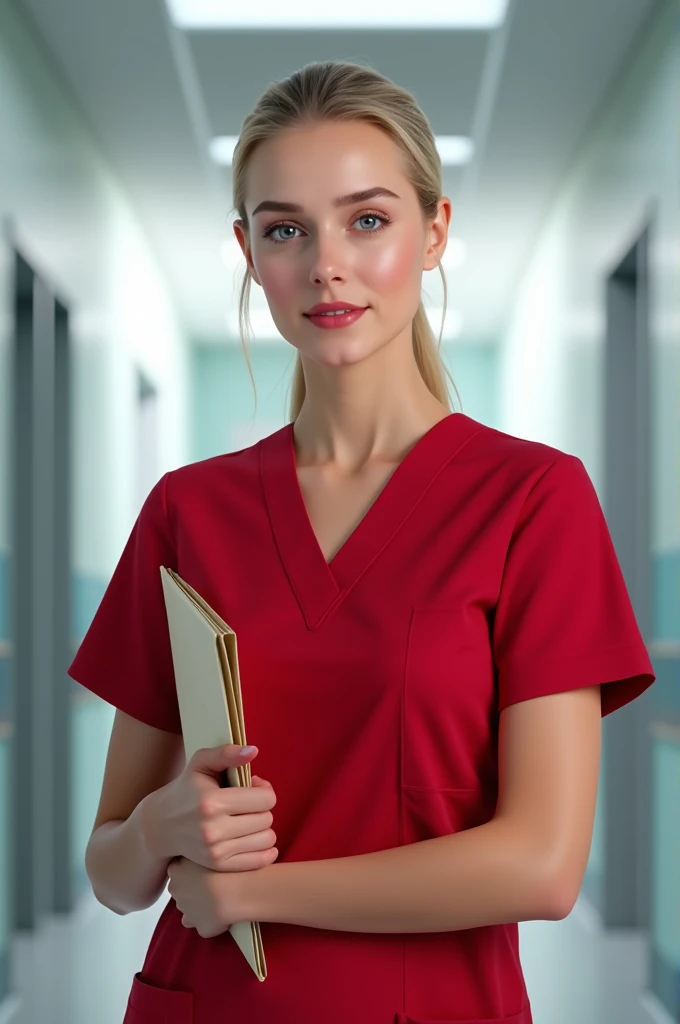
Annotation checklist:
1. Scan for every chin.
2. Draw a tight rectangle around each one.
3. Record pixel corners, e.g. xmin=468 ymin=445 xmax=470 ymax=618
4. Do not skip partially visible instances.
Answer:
xmin=309 ymin=340 xmax=377 ymax=367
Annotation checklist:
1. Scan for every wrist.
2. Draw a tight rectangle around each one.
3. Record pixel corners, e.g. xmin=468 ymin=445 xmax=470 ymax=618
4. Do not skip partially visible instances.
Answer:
xmin=233 ymin=862 xmax=281 ymax=925
xmin=138 ymin=784 xmax=173 ymax=861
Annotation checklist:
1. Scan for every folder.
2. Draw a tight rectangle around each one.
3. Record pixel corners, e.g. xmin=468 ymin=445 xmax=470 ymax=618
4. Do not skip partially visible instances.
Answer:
xmin=159 ymin=566 xmax=267 ymax=982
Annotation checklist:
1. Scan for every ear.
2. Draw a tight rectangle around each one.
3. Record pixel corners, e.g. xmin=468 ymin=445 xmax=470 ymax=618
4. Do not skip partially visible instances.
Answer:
xmin=233 ymin=219 xmax=262 ymax=286
xmin=423 ymin=197 xmax=452 ymax=272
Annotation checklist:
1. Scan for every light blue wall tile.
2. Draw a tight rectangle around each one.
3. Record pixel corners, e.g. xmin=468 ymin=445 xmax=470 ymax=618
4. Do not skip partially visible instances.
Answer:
xmin=0 ymin=738 xmax=10 ymax=997
xmin=0 ymin=552 xmax=8 ymax=641
xmin=652 ymin=737 xmax=680 ymax=966
xmin=71 ymin=698 xmax=115 ymax=898
xmin=652 ymin=656 xmax=680 ymax=717
xmin=70 ymin=571 xmax=114 ymax=897
xmin=441 ymin=342 xmax=499 ymax=429
xmin=0 ymin=656 xmax=10 ymax=724
xmin=654 ymin=551 xmax=680 ymax=642
xmin=72 ymin=573 xmax=108 ymax=645
xmin=191 ymin=341 xmax=500 ymax=464
xmin=1 ymin=553 xmax=107 ymax=648
xmin=191 ymin=344 xmax=294 ymax=462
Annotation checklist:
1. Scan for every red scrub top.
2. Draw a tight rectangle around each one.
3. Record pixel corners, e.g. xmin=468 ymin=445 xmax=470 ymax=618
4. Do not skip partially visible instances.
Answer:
xmin=68 ymin=412 xmax=655 ymax=1024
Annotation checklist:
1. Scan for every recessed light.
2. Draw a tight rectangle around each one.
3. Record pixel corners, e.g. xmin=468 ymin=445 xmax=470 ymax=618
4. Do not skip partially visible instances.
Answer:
xmin=436 ymin=137 xmax=474 ymax=166
xmin=210 ymin=135 xmax=473 ymax=167
xmin=209 ymin=136 xmax=239 ymax=165
xmin=167 ymin=0 xmax=508 ymax=30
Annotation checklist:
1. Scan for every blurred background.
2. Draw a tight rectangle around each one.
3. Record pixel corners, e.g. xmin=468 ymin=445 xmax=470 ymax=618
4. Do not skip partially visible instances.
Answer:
xmin=0 ymin=0 xmax=678 ymax=1021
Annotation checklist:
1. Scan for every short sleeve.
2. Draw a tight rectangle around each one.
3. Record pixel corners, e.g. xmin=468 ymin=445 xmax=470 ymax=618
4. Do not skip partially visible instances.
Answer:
xmin=493 ymin=453 xmax=655 ymax=717
xmin=67 ymin=472 xmax=182 ymax=733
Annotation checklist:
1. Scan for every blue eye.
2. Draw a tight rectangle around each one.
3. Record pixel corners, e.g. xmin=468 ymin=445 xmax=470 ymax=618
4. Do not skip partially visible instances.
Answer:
xmin=264 ymin=223 xmax=299 ymax=243
xmin=262 ymin=211 xmax=391 ymax=244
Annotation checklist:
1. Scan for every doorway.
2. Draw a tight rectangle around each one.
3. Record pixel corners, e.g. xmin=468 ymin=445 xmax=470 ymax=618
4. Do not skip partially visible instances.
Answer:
xmin=11 ymin=248 xmax=73 ymax=938
xmin=602 ymin=216 xmax=653 ymax=929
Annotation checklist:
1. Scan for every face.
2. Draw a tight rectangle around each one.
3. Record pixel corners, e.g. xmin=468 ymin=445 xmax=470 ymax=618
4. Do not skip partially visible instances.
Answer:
xmin=233 ymin=120 xmax=451 ymax=371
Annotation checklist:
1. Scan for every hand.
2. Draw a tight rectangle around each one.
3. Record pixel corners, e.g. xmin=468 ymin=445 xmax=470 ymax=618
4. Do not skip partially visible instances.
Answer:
xmin=167 ymin=856 xmax=246 ymax=938
xmin=143 ymin=743 xmax=279 ymax=872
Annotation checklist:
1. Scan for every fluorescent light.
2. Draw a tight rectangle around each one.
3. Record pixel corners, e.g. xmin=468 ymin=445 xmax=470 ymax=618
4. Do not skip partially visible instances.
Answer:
xmin=210 ymin=136 xmax=238 ymax=165
xmin=436 ymin=136 xmax=474 ymax=166
xmin=168 ymin=0 xmax=508 ymax=30
xmin=210 ymin=135 xmax=473 ymax=168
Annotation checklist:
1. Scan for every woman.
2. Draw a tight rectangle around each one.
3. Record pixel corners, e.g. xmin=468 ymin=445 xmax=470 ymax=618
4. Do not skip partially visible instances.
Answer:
xmin=70 ymin=60 xmax=655 ymax=1023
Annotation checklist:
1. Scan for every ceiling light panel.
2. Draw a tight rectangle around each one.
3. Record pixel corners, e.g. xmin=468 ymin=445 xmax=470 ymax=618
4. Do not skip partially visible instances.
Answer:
xmin=166 ymin=0 xmax=508 ymax=30
xmin=210 ymin=135 xmax=473 ymax=167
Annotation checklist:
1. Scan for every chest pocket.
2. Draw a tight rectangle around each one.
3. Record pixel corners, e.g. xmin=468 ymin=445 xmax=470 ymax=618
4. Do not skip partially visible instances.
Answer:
xmin=402 ymin=605 xmax=497 ymax=799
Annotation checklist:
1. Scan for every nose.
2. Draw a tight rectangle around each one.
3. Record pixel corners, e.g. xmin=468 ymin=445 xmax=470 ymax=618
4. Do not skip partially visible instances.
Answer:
xmin=308 ymin=228 xmax=350 ymax=286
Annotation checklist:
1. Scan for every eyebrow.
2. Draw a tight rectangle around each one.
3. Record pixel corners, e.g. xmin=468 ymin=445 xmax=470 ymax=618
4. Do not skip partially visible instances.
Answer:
xmin=251 ymin=186 xmax=401 ymax=218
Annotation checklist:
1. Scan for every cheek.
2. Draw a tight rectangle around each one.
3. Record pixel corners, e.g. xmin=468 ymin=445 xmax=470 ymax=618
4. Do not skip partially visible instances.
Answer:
xmin=364 ymin=238 xmax=422 ymax=294
xmin=254 ymin=233 xmax=422 ymax=308
xmin=255 ymin=261 xmax=295 ymax=309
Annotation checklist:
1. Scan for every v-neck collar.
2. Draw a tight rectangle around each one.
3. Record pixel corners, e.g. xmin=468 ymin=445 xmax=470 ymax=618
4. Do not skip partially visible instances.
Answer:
xmin=260 ymin=412 xmax=484 ymax=629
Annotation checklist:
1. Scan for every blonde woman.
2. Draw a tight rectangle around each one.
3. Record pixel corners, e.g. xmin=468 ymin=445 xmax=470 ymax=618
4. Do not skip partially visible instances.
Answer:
xmin=71 ymin=61 xmax=655 ymax=1023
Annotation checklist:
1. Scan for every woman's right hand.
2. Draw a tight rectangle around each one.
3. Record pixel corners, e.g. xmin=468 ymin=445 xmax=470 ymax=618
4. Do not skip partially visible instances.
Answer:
xmin=145 ymin=743 xmax=278 ymax=872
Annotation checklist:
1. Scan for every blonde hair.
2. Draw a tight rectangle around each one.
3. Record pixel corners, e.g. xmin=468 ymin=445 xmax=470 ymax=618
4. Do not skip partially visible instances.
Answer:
xmin=229 ymin=59 xmax=461 ymax=421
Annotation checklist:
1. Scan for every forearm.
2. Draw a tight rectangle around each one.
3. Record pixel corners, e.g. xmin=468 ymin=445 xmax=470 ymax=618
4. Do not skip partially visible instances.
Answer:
xmin=85 ymin=787 xmax=172 ymax=916
xmin=238 ymin=819 xmax=566 ymax=933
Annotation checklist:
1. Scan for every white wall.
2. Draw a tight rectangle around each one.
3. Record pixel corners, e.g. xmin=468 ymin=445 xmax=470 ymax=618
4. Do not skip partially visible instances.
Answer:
xmin=0 ymin=0 xmax=191 ymax=580
xmin=498 ymin=0 xmax=679 ymax=561
xmin=496 ymin=0 xmax=679 ymax=1003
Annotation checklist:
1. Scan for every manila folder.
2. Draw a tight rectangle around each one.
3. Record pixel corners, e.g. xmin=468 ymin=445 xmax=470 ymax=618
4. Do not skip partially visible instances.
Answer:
xmin=159 ymin=565 xmax=267 ymax=982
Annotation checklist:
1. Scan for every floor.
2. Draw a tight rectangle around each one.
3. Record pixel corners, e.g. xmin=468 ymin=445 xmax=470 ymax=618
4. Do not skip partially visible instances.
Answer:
xmin=0 ymin=891 xmax=674 ymax=1024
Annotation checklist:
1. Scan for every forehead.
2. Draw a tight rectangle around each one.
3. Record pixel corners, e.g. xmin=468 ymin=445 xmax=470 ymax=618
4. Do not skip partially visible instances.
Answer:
xmin=245 ymin=121 xmax=410 ymax=213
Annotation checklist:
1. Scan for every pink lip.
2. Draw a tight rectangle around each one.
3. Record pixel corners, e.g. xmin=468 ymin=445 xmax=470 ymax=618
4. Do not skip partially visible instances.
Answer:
xmin=304 ymin=307 xmax=367 ymax=330
xmin=305 ymin=302 xmax=366 ymax=316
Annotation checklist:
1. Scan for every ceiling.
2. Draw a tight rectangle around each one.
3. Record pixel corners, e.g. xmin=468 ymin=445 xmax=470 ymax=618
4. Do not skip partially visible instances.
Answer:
xmin=15 ymin=0 xmax=663 ymax=345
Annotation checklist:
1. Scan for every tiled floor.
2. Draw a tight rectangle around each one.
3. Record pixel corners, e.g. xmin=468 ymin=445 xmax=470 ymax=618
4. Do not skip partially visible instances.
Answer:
xmin=0 ymin=891 xmax=674 ymax=1024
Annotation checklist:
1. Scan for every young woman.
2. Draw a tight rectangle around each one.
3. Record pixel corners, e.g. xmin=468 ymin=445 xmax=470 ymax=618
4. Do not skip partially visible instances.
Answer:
xmin=70 ymin=60 xmax=655 ymax=1024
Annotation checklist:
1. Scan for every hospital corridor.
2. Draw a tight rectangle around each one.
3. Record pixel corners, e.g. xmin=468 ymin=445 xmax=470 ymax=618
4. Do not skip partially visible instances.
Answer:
xmin=0 ymin=1 xmax=679 ymax=1021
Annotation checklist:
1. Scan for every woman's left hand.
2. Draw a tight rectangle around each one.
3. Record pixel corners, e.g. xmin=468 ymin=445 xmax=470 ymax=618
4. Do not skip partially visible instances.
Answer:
xmin=167 ymin=856 xmax=244 ymax=938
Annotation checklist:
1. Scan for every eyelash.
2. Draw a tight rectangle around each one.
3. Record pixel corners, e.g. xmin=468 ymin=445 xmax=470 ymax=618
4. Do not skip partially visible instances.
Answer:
xmin=261 ymin=211 xmax=392 ymax=244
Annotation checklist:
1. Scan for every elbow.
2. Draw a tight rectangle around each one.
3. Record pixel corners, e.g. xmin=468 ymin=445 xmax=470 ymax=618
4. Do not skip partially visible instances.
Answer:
xmin=85 ymin=857 xmax=135 ymax=916
xmin=90 ymin=884 xmax=150 ymax=917
xmin=534 ymin=862 xmax=580 ymax=921
xmin=542 ymin=883 xmax=578 ymax=921
xmin=88 ymin=876 xmax=129 ymax=916
xmin=520 ymin=827 xmax=585 ymax=921
xmin=99 ymin=897 xmax=128 ymax=917
xmin=85 ymin=853 xmax=119 ymax=915
xmin=89 ymin=873 xmax=163 ymax=916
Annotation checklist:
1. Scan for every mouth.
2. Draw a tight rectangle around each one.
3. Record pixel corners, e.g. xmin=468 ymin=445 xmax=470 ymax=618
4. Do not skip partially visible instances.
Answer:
xmin=304 ymin=309 xmax=365 ymax=317
xmin=304 ymin=305 xmax=367 ymax=317
xmin=304 ymin=307 xmax=368 ymax=329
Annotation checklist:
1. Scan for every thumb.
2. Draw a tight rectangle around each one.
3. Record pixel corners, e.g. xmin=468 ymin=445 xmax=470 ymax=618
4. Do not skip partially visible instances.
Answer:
xmin=190 ymin=743 xmax=258 ymax=776
xmin=251 ymin=775 xmax=273 ymax=787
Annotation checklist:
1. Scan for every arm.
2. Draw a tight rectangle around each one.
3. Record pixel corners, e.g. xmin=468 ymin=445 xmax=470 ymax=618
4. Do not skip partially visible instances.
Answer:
xmin=235 ymin=685 xmax=601 ymax=933
xmin=85 ymin=709 xmax=185 ymax=915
